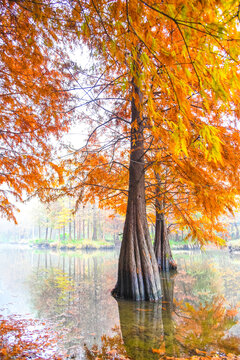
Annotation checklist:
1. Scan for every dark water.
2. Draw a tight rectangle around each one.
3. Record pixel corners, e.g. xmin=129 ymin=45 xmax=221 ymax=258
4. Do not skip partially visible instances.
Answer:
xmin=0 ymin=244 xmax=240 ymax=359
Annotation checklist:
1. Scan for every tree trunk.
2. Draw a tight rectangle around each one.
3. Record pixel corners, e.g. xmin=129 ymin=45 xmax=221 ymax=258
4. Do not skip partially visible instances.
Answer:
xmin=73 ymin=218 xmax=76 ymax=241
xmin=92 ymin=204 xmax=97 ymax=241
xmin=112 ymin=81 xmax=161 ymax=301
xmin=82 ymin=218 xmax=85 ymax=239
xmin=63 ymin=225 xmax=65 ymax=242
xmin=87 ymin=217 xmax=90 ymax=240
xmin=69 ymin=219 xmax=72 ymax=242
xmin=78 ymin=215 xmax=81 ymax=240
xmin=154 ymin=211 xmax=177 ymax=271
xmin=154 ymin=173 xmax=177 ymax=272
xmin=234 ymin=222 xmax=239 ymax=239
xmin=45 ymin=226 xmax=48 ymax=242
xmin=49 ymin=227 xmax=52 ymax=241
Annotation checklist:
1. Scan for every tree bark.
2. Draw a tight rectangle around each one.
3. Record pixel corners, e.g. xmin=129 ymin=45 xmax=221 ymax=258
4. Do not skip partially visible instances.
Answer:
xmin=154 ymin=173 xmax=177 ymax=272
xmin=112 ymin=81 xmax=161 ymax=301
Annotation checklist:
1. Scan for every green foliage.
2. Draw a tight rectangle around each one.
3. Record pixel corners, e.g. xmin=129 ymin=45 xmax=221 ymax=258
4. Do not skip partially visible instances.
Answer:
xmin=32 ymin=237 xmax=114 ymax=250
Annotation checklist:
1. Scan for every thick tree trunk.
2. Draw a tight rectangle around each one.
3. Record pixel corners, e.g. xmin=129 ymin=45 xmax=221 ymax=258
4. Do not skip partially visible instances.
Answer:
xmin=154 ymin=174 xmax=177 ymax=272
xmin=112 ymin=82 xmax=161 ymax=301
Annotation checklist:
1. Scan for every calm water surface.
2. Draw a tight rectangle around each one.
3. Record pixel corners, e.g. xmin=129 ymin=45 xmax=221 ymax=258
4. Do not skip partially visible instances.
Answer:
xmin=0 ymin=244 xmax=240 ymax=359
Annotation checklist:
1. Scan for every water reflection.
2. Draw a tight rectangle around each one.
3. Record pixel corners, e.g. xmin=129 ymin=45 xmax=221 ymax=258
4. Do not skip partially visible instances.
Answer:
xmin=116 ymin=273 xmax=178 ymax=359
xmin=117 ymin=301 xmax=162 ymax=359
xmin=174 ymin=296 xmax=240 ymax=355
xmin=1 ymin=245 xmax=240 ymax=359
xmin=30 ymin=250 xmax=120 ymax=358
xmin=87 ymin=274 xmax=240 ymax=359
xmin=161 ymin=273 xmax=178 ymax=357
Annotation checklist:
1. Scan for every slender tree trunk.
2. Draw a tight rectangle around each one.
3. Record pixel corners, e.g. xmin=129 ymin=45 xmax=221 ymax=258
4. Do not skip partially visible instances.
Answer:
xmin=82 ymin=219 xmax=85 ymax=239
xmin=49 ymin=227 xmax=52 ymax=241
xmin=78 ymin=215 xmax=81 ymax=240
xmin=112 ymin=81 xmax=161 ymax=301
xmin=92 ymin=204 xmax=97 ymax=241
xmin=234 ymin=222 xmax=239 ymax=239
xmin=45 ymin=227 xmax=48 ymax=242
xmin=73 ymin=218 xmax=76 ymax=241
xmin=69 ymin=219 xmax=72 ymax=242
xmin=154 ymin=174 xmax=177 ymax=272
xmin=63 ymin=225 xmax=65 ymax=242
xmin=87 ymin=217 xmax=90 ymax=240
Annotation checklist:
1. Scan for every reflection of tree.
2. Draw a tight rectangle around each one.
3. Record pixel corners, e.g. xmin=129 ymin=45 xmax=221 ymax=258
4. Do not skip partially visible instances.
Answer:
xmin=116 ymin=273 xmax=181 ymax=359
xmin=117 ymin=300 xmax=162 ymax=360
xmin=173 ymin=258 xmax=223 ymax=305
xmin=85 ymin=326 xmax=130 ymax=360
xmin=174 ymin=296 xmax=240 ymax=355
xmin=30 ymin=251 xmax=119 ymax=358
xmin=31 ymin=268 xmax=75 ymax=318
xmin=88 ymin=271 xmax=240 ymax=360
xmin=186 ymin=262 xmax=223 ymax=304
xmin=160 ymin=272 xmax=180 ymax=356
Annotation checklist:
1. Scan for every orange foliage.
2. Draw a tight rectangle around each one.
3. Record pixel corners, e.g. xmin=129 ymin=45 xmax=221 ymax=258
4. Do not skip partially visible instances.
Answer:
xmin=60 ymin=0 xmax=240 ymax=246
xmin=0 ymin=315 xmax=63 ymax=359
xmin=174 ymin=297 xmax=240 ymax=355
xmin=0 ymin=1 xmax=73 ymax=222
xmin=3 ymin=0 xmax=240 ymax=246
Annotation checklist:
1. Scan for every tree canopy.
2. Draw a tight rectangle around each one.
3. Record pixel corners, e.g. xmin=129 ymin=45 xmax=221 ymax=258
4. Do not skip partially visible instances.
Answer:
xmin=64 ymin=0 xmax=240 ymax=244
xmin=0 ymin=0 xmax=73 ymax=222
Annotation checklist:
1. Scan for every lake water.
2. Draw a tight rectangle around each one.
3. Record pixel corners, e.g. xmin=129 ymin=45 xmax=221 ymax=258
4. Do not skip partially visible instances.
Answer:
xmin=0 ymin=244 xmax=240 ymax=359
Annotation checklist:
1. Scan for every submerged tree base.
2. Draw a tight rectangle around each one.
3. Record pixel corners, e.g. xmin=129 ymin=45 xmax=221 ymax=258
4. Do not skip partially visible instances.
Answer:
xmin=112 ymin=194 xmax=162 ymax=301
